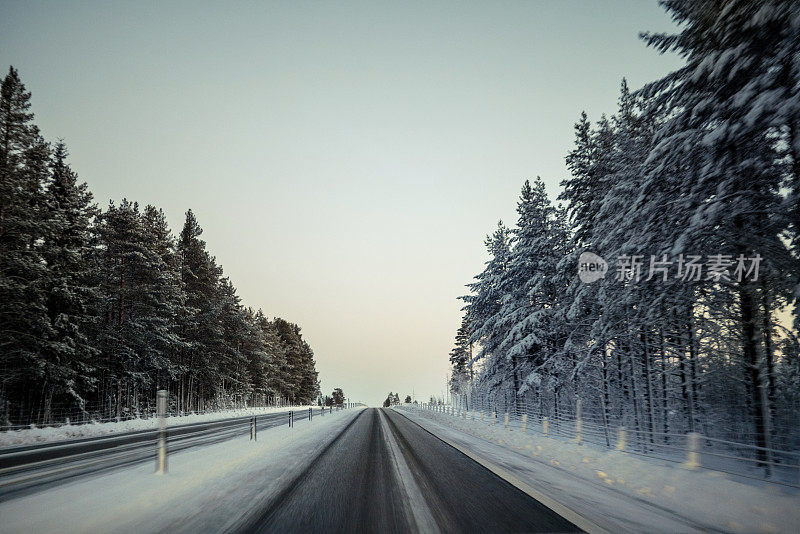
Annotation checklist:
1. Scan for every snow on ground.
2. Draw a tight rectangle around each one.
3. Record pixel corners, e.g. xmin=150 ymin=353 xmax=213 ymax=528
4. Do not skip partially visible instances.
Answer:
xmin=0 ymin=407 xmax=364 ymax=533
xmin=0 ymin=405 xmax=317 ymax=449
xmin=398 ymin=406 xmax=799 ymax=534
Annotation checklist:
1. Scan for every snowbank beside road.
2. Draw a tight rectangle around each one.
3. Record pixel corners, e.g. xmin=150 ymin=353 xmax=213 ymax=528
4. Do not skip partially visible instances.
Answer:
xmin=398 ymin=407 xmax=799 ymax=534
xmin=0 ymin=407 xmax=364 ymax=533
xmin=0 ymin=405 xmax=317 ymax=449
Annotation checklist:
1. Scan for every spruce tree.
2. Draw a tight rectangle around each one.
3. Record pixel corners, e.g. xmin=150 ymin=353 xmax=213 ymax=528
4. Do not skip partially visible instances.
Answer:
xmin=39 ymin=141 xmax=100 ymax=420
xmin=0 ymin=67 xmax=52 ymax=425
xmin=177 ymin=209 xmax=224 ymax=411
xmin=449 ymin=315 xmax=472 ymax=394
xmin=639 ymin=0 xmax=798 ymax=464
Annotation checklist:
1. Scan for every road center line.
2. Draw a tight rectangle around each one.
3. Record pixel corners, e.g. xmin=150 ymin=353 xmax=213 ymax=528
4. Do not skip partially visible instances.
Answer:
xmin=378 ymin=409 xmax=440 ymax=534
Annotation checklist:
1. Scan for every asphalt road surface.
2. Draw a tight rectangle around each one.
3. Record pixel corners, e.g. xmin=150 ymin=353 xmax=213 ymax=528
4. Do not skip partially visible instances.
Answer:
xmin=242 ymin=408 xmax=580 ymax=534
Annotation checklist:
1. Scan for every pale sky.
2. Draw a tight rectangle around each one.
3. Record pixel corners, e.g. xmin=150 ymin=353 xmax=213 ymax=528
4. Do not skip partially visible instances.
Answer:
xmin=1 ymin=1 xmax=684 ymax=405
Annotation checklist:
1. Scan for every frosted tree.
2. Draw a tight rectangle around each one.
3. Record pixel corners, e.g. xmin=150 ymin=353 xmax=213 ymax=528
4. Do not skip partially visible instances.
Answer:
xmin=459 ymin=221 xmax=512 ymax=406
xmin=0 ymin=68 xmax=53 ymax=425
xmin=93 ymin=201 xmax=185 ymax=417
xmin=638 ymin=0 xmax=799 ymax=463
xmin=493 ymin=179 xmax=569 ymax=412
xmin=176 ymin=209 xmax=225 ymax=412
xmin=38 ymin=142 xmax=101 ymax=421
xmin=449 ymin=315 xmax=472 ymax=395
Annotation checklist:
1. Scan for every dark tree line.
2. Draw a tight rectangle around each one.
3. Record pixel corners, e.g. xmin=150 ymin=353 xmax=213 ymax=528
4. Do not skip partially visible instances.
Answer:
xmin=453 ymin=1 xmax=800 ymax=464
xmin=382 ymin=392 xmax=400 ymax=407
xmin=321 ymin=387 xmax=345 ymax=407
xmin=0 ymin=67 xmax=320 ymax=426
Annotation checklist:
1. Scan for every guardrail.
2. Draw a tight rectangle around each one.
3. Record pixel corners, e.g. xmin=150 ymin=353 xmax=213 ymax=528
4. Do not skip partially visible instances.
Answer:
xmin=0 ymin=402 xmax=361 ymax=498
xmin=0 ymin=399 xmax=320 ymax=433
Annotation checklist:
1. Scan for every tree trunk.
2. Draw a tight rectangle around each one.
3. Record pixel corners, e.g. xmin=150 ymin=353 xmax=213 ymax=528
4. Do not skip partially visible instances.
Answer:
xmin=659 ymin=328 xmax=669 ymax=442
xmin=641 ymin=328 xmax=655 ymax=445
xmin=676 ymin=310 xmax=695 ymax=432
xmin=686 ymin=317 xmax=700 ymax=424
xmin=627 ymin=340 xmax=642 ymax=451
xmin=42 ymin=388 xmax=52 ymax=425
xmin=760 ymin=277 xmax=776 ymax=408
xmin=738 ymin=280 xmax=769 ymax=467
xmin=510 ymin=355 xmax=520 ymax=416
xmin=116 ymin=381 xmax=122 ymax=420
xmin=601 ymin=343 xmax=611 ymax=446
xmin=615 ymin=340 xmax=628 ymax=418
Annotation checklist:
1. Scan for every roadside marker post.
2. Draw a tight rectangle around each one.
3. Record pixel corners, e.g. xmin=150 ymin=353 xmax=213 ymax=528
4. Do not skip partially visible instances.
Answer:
xmin=309 ymin=407 xmax=312 ymax=421
xmin=575 ymin=398 xmax=583 ymax=445
xmin=616 ymin=426 xmax=626 ymax=451
xmin=250 ymin=416 xmax=257 ymax=441
xmin=504 ymin=412 xmax=509 ymax=430
xmin=522 ymin=413 xmax=528 ymax=433
xmin=684 ymin=432 xmax=700 ymax=469
xmin=542 ymin=417 xmax=549 ymax=436
xmin=156 ymin=390 xmax=167 ymax=474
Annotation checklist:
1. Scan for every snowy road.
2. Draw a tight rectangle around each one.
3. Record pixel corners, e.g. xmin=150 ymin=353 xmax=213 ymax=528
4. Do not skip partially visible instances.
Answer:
xmin=1 ymin=407 xmax=584 ymax=533
xmin=242 ymin=408 xmax=580 ymax=533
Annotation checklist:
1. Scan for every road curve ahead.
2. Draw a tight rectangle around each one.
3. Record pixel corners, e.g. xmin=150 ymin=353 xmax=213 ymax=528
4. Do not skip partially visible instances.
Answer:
xmin=242 ymin=408 xmax=580 ymax=534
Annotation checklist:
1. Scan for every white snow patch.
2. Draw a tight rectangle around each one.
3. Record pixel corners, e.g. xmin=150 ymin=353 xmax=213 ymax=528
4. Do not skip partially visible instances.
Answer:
xmin=0 ymin=407 xmax=365 ymax=533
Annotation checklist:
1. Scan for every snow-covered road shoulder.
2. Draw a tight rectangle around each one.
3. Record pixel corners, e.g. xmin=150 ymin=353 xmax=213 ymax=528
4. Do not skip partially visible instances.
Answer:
xmin=0 ymin=405 xmax=317 ymax=449
xmin=0 ymin=407 xmax=365 ymax=533
xmin=396 ymin=407 xmax=799 ymax=534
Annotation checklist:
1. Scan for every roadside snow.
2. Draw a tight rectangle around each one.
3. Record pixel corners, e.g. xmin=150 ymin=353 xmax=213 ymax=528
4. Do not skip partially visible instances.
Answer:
xmin=0 ymin=408 xmax=364 ymax=533
xmin=398 ymin=406 xmax=799 ymax=534
xmin=0 ymin=405 xmax=317 ymax=449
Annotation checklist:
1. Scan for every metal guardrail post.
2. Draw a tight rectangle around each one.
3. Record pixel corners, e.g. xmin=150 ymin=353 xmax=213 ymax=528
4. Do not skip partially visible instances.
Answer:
xmin=156 ymin=390 xmax=167 ymax=474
